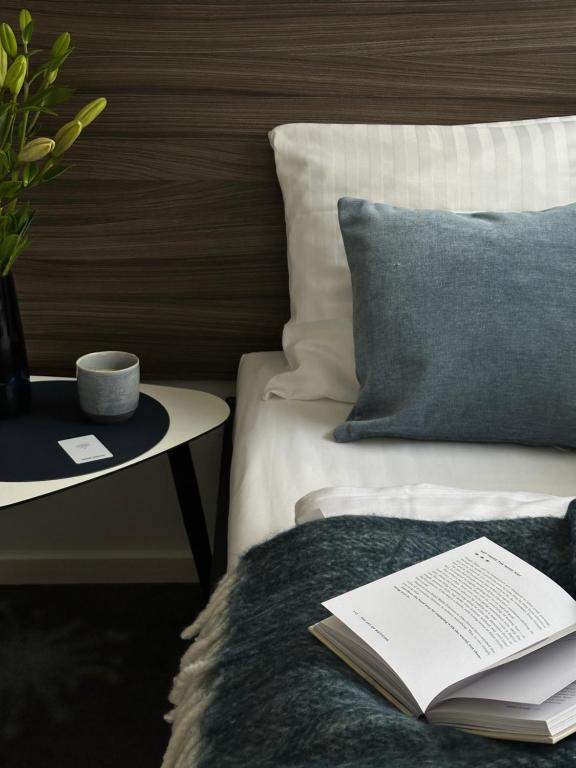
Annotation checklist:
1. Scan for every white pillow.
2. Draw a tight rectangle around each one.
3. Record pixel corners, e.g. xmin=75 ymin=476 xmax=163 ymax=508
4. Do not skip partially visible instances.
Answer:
xmin=265 ymin=118 xmax=576 ymax=403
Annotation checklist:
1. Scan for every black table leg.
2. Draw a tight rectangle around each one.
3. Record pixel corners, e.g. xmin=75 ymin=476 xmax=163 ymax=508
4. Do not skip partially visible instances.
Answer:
xmin=168 ymin=442 xmax=212 ymax=601
xmin=211 ymin=397 xmax=235 ymax=589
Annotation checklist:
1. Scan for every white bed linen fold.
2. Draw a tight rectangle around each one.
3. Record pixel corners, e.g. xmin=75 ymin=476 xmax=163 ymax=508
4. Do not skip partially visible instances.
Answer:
xmin=296 ymin=484 xmax=572 ymax=525
xmin=228 ymin=352 xmax=576 ymax=564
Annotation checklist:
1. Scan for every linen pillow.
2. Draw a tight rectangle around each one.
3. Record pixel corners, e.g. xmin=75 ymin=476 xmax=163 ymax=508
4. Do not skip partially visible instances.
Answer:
xmin=265 ymin=118 xmax=576 ymax=403
xmin=334 ymin=198 xmax=576 ymax=447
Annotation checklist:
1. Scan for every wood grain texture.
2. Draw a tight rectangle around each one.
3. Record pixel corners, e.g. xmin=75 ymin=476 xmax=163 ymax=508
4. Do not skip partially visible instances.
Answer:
xmin=6 ymin=0 xmax=576 ymax=379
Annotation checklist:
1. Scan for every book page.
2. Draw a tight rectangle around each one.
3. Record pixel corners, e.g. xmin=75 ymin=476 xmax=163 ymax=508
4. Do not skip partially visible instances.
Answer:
xmin=322 ymin=537 xmax=576 ymax=712
xmin=447 ymin=634 xmax=576 ymax=705
xmin=429 ymin=679 xmax=576 ymax=730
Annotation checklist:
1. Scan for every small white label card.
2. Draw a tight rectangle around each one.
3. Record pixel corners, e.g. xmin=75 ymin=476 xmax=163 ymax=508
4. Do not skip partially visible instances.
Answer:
xmin=58 ymin=434 xmax=113 ymax=464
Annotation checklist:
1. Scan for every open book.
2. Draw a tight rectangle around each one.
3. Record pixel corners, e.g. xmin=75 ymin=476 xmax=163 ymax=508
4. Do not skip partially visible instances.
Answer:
xmin=310 ymin=537 xmax=576 ymax=744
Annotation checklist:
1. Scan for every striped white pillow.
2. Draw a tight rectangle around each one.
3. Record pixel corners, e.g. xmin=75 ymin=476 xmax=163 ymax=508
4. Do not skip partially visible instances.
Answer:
xmin=266 ymin=118 xmax=576 ymax=403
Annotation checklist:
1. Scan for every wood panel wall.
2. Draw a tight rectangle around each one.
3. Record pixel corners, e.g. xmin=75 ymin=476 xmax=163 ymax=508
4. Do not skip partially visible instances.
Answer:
xmin=6 ymin=0 xmax=576 ymax=379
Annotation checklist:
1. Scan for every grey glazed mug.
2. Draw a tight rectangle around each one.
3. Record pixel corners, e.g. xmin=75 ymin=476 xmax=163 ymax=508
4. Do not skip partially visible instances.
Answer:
xmin=76 ymin=351 xmax=140 ymax=423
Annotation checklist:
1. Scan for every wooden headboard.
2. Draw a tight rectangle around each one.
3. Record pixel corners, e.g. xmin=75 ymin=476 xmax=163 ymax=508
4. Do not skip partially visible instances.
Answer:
xmin=7 ymin=1 xmax=576 ymax=379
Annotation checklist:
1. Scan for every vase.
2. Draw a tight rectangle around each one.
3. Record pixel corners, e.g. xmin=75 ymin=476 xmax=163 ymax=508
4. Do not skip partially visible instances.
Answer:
xmin=0 ymin=273 xmax=31 ymax=417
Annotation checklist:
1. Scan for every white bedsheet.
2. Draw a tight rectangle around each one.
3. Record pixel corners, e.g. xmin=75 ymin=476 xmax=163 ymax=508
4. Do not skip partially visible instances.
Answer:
xmin=228 ymin=352 xmax=576 ymax=564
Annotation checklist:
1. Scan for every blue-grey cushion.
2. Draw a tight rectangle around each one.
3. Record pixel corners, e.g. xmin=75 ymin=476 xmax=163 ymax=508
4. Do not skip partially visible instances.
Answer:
xmin=334 ymin=198 xmax=576 ymax=447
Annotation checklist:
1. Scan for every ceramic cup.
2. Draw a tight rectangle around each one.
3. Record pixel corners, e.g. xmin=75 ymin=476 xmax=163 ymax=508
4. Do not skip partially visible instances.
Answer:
xmin=76 ymin=351 xmax=140 ymax=423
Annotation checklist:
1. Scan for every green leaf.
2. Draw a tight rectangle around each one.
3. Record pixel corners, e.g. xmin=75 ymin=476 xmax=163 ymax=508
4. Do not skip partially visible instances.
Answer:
xmin=3 ymin=204 xmax=34 ymax=235
xmin=39 ymin=162 xmax=68 ymax=182
xmin=0 ymin=180 xmax=22 ymax=199
xmin=0 ymin=110 xmax=15 ymax=147
xmin=29 ymin=48 xmax=72 ymax=85
xmin=0 ymin=231 xmax=19 ymax=253
xmin=27 ymin=83 xmax=75 ymax=108
xmin=18 ymin=104 xmax=58 ymax=116
xmin=0 ymin=232 xmax=20 ymax=268
xmin=1 ymin=233 xmax=28 ymax=276
xmin=46 ymin=85 xmax=76 ymax=106
xmin=15 ymin=206 xmax=34 ymax=235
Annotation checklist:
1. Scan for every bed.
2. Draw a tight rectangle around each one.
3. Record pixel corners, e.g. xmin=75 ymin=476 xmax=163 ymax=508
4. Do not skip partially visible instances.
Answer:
xmin=164 ymin=128 xmax=576 ymax=762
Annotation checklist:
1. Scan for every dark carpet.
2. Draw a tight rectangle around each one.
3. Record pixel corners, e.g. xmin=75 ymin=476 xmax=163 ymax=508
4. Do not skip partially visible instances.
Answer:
xmin=0 ymin=583 xmax=203 ymax=768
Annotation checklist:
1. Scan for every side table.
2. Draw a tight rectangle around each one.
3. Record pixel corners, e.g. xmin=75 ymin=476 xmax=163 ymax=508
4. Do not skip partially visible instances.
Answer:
xmin=0 ymin=377 xmax=230 ymax=599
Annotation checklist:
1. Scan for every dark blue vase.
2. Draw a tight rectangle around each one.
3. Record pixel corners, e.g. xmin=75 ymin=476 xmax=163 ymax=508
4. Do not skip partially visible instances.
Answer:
xmin=0 ymin=273 xmax=31 ymax=417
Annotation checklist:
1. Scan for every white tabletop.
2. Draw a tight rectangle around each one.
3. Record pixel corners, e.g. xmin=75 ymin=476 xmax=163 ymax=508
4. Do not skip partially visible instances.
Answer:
xmin=0 ymin=377 xmax=230 ymax=509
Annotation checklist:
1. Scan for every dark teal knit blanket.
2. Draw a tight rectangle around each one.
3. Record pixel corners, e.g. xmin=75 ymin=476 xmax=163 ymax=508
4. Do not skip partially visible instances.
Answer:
xmin=165 ymin=503 xmax=576 ymax=768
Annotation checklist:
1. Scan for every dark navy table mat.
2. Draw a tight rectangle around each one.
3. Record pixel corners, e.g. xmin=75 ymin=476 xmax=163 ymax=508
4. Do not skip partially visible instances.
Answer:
xmin=0 ymin=381 xmax=170 ymax=482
